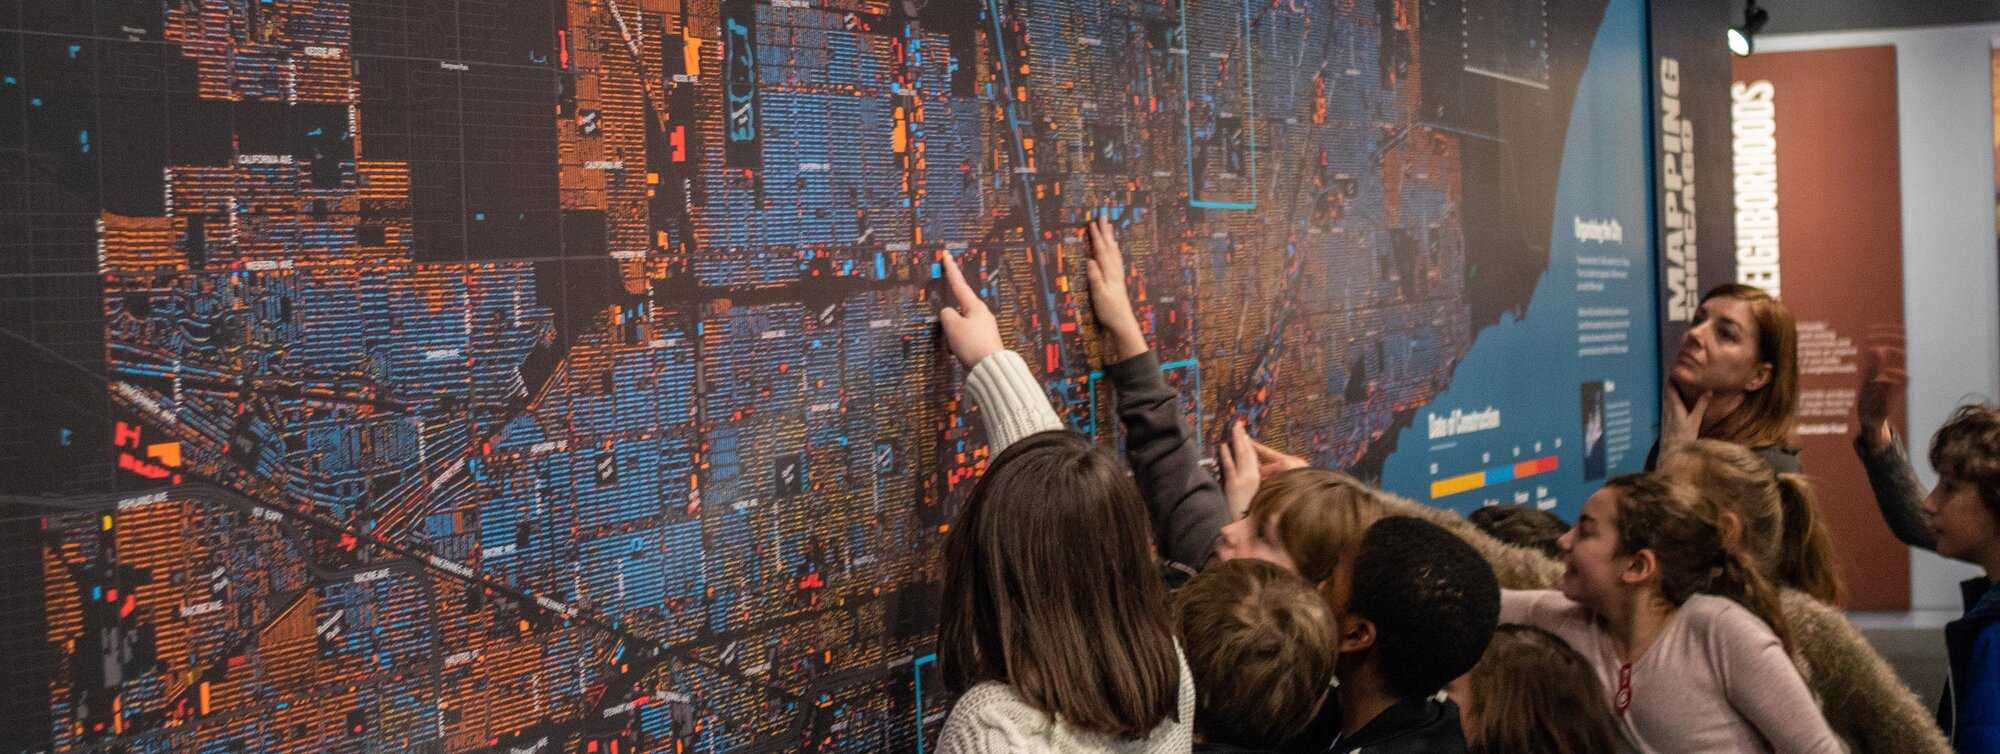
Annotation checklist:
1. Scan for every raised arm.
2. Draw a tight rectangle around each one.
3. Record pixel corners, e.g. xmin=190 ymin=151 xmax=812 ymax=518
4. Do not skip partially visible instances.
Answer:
xmin=1854 ymin=342 xmax=1936 ymax=551
xmin=939 ymin=252 xmax=1061 ymax=454
xmin=1086 ymin=216 xmax=1234 ymax=569
xmin=1856 ymin=436 xmax=1938 ymax=551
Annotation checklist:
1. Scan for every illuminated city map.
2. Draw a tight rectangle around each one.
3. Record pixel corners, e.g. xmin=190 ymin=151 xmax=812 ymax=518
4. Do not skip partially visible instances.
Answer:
xmin=0 ymin=0 xmax=1617 ymax=750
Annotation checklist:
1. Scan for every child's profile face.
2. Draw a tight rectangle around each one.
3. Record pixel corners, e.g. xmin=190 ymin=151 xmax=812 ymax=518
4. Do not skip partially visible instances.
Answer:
xmin=1557 ymin=488 xmax=1633 ymax=609
xmin=1922 ymin=478 xmax=1998 ymax=564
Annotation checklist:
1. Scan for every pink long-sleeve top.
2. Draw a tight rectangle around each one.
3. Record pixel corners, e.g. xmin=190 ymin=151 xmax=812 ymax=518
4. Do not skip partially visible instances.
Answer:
xmin=1501 ymin=590 xmax=1845 ymax=754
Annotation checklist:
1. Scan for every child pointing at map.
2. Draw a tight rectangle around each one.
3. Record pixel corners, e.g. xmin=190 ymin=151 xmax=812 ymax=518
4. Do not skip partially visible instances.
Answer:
xmin=946 ymin=217 xmax=1501 ymax=753
xmin=929 ymin=249 xmax=1196 ymax=753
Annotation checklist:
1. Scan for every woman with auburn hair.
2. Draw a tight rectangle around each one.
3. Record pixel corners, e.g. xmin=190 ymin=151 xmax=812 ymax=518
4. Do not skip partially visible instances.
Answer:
xmin=1451 ymin=625 xmax=1627 ymax=754
xmin=1656 ymin=283 xmax=1802 ymax=472
xmin=933 ymin=253 xmax=1191 ymax=752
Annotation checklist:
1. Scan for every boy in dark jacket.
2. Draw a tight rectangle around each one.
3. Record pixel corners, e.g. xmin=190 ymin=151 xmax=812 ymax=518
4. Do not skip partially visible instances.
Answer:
xmin=1176 ymin=558 xmax=1340 ymax=753
xmin=1855 ymin=391 xmax=2000 ymax=750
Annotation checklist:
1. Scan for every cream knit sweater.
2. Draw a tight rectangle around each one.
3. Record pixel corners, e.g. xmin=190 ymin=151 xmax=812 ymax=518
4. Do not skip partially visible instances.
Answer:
xmin=933 ymin=648 xmax=1196 ymax=754
xmin=941 ymin=352 xmax=1193 ymax=753
xmin=963 ymin=350 xmax=1065 ymax=452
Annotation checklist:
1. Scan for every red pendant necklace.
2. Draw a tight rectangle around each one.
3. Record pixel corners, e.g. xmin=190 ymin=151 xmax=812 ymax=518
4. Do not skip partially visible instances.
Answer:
xmin=1615 ymin=662 xmax=1634 ymax=714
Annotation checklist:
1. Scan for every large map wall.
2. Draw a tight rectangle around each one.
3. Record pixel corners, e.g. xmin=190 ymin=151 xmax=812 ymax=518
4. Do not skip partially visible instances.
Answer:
xmin=0 ymin=0 xmax=1651 ymax=751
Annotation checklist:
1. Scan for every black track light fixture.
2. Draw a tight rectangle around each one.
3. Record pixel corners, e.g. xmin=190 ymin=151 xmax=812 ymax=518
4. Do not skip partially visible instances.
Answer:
xmin=1728 ymin=0 xmax=1770 ymax=57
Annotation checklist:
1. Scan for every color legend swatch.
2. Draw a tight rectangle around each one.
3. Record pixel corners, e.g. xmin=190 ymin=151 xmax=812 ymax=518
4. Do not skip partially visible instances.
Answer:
xmin=1430 ymin=455 xmax=1562 ymax=499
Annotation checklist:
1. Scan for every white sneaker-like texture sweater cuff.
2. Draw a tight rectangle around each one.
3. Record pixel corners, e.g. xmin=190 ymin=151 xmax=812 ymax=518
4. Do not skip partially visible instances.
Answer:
xmin=963 ymin=350 xmax=1064 ymax=454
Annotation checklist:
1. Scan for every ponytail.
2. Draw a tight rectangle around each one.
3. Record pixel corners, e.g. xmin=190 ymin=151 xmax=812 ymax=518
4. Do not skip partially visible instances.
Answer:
xmin=1775 ymin=474 xmax=1844 ymax=605
xmin=1698 ymin=550 xmax=1797 ymax=658
xmin=1664 ymin=440 xmax=1842 ymax=604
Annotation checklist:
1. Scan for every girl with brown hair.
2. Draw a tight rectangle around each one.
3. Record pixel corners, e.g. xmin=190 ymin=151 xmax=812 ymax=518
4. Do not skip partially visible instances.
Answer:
xmin=1500 ymin=474 xmax=1838 ymax=752
xmin=1656 ymin=439 xmax=1949 ymax=752
xmin=934 ymin=253 xmax=1192 ymax=753
xmin=1657 ymin=283 xmax=1802 ymax=472
xmin=1450 ymin=625 xmax=1626 ymax=754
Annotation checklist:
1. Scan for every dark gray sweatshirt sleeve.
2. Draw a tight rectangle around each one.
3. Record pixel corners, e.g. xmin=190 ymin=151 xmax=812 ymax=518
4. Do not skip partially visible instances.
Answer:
xmin=1855 ymin=434 xmax=1937 ymax=551
xmin=1104 ymin=351 xmax=1230 ymax=570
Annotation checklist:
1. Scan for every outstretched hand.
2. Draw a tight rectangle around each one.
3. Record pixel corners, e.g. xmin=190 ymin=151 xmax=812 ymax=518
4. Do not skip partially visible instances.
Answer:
xmin=1217 ymin=421 xmax=1260 ymax=519
xmin=938 ymin=253 xmax=1004 ymax=368
xmin=1857 ymin=338 xmax=1906 ymax=450
xmin=1085 ymin=215 xmax=1149 ymax=361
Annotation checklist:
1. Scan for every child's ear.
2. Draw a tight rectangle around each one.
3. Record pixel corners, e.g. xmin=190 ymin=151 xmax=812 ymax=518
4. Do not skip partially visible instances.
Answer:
xmin=1338 ymin=615 xmax=1376 ymax=655
xmin=1621 ymin=549 xmax=1658 ymax=586
xmin=1718 ymin=511 xmax=1745 ymax=553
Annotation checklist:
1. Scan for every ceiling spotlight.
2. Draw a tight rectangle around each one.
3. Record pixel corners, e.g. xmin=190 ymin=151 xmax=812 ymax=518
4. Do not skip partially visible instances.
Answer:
xmin=1729 ymin=0 xmax=1769 ymax=57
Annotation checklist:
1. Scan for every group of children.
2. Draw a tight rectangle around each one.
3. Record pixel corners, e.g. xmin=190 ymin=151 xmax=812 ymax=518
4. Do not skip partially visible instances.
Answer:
xmin=924 ymin=216 xmax=2000 ymax=753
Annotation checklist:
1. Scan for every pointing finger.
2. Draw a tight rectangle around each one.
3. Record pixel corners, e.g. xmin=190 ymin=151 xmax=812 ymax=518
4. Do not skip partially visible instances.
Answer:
xmin=940 ymin=253 xmax=985 ymax=314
